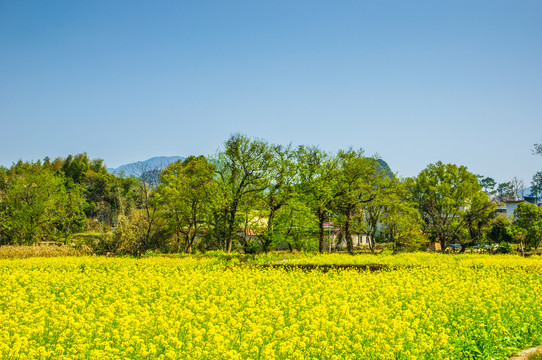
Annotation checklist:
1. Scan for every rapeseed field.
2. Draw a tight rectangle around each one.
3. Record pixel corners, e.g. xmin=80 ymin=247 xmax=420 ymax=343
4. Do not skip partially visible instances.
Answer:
xmin=0 ymin=254 xmax=541 ymax=360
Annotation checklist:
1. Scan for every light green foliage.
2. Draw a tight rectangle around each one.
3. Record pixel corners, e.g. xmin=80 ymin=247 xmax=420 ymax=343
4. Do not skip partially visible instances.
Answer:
xmin=295 ymin=145 xmax=338 ymax=253
xmin=273 ymin=198 xmax=318 ymax=251
xmin=212 ymin=134 xmax=273 ymax=252
xmin=256 ymin=144 xmax=298 ymax=252
xmin=0 ymin=164 xmax=86 ymax=244
xmin=333 ymin=149 xmax=380 ymax=253
xmin=155 ymin=156 xmax=216 ymax=253
xmin=409 ymin=162 xmax=493 ymax=251
xmin=513 ymin=202 xmax=542 ymax=249
xmin=463 ymin=191 xmax=496 ymax=245
xmin=380 ymin=179 xmax=425 ymax=252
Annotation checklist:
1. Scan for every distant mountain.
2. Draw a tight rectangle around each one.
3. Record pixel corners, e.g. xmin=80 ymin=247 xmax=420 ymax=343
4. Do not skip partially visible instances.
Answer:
xmin=376 ymin=159 xmax=393 ymax=177
xmin=108 ymin=156 xmax=184 ymax=176
xmin=108 ymin=155 xmax=393 ymax=179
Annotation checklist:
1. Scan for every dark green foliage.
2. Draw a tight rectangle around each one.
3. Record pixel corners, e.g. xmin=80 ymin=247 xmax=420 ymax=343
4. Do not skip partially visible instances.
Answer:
xmin=496 ymin=241 xmax=513 ymax=254
xmin=487 ymin=216 xmax=514 ymax=244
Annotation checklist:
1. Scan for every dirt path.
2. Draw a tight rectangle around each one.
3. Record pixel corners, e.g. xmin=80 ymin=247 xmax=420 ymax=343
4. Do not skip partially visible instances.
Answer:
xmin=510 ymin=345 xmax=542 ymax=360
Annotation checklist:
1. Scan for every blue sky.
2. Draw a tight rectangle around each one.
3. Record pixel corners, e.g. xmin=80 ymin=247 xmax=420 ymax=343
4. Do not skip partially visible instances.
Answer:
xmin=1 ymin=0 xmax=541 ymax=184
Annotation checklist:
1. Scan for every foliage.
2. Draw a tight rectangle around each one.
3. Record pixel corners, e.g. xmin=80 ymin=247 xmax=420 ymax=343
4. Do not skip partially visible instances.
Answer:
xmin=212 ymin=134 xmax=273 ymax=252
xmin=0 ymin=166 xmax=86 ymax=244
xmin=380 ymin=179 xmax=426 ymax=252
xmin=333 ymin=149 xmax=383 ymax=253
xmin=487 ymin=216 xmax=514 ymax=244
xmin=273 ymin=198 xmax=319 ymax=251
xmin=496 ymin=241 xmax=514 ymax=254
xmin=0 ymin=136 xmax=532 ymax=254
xmin=256 ymin=144 xmax=298 ymax=252
xmin=513 ymin=202 xmax=542 ymax=250
xmin=409 ymin=162 xmax=492 ymax=251
xmin=155 ymin=156 xmax=216 ymax=253
xmin=530 ymin=171 xmax=542 ymax=199
xmin=477 ymin=175 xmax=497 ymax=199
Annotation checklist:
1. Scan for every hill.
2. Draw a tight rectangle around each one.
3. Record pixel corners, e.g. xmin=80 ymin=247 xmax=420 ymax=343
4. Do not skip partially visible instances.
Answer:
xmin=108 ymin=156 xmax=184 ymax=176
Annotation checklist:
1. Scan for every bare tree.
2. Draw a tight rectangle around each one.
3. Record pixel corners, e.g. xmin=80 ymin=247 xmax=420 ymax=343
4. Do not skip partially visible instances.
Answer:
xmin=510 ymin=177 xmax=524 ymax=201
xmin=128 ymin=161 xmax=167 ymax=252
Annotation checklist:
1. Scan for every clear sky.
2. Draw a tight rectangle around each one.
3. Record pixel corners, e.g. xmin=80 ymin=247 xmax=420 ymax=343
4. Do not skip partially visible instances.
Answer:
xmin=1 ymin=0 xmax=541 ymax=184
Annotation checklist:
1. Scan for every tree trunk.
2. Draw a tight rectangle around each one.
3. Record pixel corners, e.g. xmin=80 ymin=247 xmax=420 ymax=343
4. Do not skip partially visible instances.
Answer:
xmin=264 ymin=209 xmax=276 ymax=253
xmin=318 ymin=209 xmax=326 ymax=253
xmin=345 ymin=211 xmax=353 ymax=254
xmin=226 ymin=206 xmax=237 ymax=252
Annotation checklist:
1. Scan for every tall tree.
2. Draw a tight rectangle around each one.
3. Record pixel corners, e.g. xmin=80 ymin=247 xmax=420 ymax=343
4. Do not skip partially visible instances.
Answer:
xmin=510 ymin=177 xmax=525 ymax=200
xmin=131 ymin=162 xmax=164 ymax=252
xmin=477 ymin=175 xmax=497 ymax=200
xmin=296 ymin=145 xmax=338 ymax=253
xmin=257 ymin=144 xmax=297 ymax=252
xmin=0 ymin=165 xmax=85 ymax=244
xmin=212 ymin=134 xmax=272 ymax=252
xmin=409 ymin=162 xmax=489 ymax=252
xmin=273 ymin=198 xmax=318 ymax=251
xmin=333 ymin=149 xmax=381 ymax=254
xmin=530 ymin=171 xmax=542 ymax=201
xmin=496 ymin=182 xmax=514 ymax=202
xmin=155 ymin=156 xmax=216 ymax=253
xmin=486 ymin=216 xmax=514 ymax=245
xmin=462 ymin=192 xmax=496 ymax=250
xmin=513 ymin=202 xmax=542 ymax=250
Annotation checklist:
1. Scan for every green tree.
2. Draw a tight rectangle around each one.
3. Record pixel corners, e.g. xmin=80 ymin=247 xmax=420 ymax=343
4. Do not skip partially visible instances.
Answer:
xmin=333 ymin=149 xmax=380 ymax=254
xmin=496 ymin=182 xmax=514 ymax=202
xmin=0 ymin=165 xmax=85 ymax=244
xmin=155 ymin=156 xmax=216 ymax=253
xmin=132 ymin=162 xmax=164 ymax=252
xmin=513 ymin=202 xmax=542 ymax=250
xmin=486 ymin=216 xmax=514 ymax=245
xmin=273 ymin=198 xmax=318 ymax=251
xmin=530 ymin=171 xmax=542 ymax=201
xmin=380 ymin=179 xmax=424 ymax=253
xmin=477 ymin=175 xmax=497 ymax=200
xmin=409 ymin=162 xmax=489 ymax=252
xmin=462 ymin=192 xmax=496 ymax=250
xmin=212 ymin=134 xmax=272 ymax=252
xmin=359 ymin=171 xmax=402 ymax=252
xmin=257 ymin=144 xmax=297 ymax=252
xmin=296 ymin=145 xmax=338 ymax=253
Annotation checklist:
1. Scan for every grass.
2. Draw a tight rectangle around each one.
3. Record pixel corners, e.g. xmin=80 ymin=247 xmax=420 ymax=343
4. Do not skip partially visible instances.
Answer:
xmin=0 ymin=244 xmax=91 ymax=259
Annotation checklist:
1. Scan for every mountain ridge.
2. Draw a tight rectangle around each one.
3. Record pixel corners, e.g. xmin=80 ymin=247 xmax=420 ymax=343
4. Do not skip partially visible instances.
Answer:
xmin=108 ymin=156 xmax=184 ymax=175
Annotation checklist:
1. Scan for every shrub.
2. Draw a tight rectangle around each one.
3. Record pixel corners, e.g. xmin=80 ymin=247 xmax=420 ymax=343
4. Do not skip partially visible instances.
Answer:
xmin=496 ymin=241 xmax=514 ymax=254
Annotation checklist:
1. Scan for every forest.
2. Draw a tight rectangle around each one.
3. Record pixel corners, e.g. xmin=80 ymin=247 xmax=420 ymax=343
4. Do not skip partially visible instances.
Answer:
xmin=1 ymin=134 xmax=541 ymax=255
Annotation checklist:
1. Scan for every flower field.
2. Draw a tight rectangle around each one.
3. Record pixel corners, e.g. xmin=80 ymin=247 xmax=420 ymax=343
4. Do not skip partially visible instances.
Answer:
xmin=1 ymin=254 xmax=541 ymax=360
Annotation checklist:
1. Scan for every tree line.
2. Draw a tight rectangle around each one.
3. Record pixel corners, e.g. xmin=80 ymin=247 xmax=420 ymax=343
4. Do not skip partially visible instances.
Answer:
xmin=1 ymin=134 xmax=541 ymax=254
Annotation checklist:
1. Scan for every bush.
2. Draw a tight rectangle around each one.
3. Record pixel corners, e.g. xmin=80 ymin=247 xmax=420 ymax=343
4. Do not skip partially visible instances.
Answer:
xmin=496 ymin=241 xmax=513 ymax=254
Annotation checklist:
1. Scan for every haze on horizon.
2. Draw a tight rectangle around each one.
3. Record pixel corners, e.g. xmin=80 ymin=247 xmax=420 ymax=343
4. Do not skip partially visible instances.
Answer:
xmin=1 ymin=1 xmax=541 ymax=184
